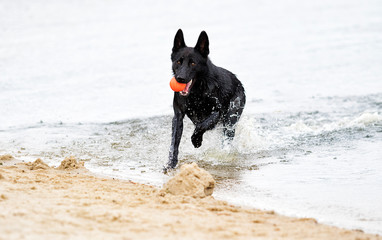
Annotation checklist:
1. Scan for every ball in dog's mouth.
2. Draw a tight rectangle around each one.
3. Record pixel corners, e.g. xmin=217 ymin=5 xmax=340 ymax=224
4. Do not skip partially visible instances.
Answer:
xmin=179 ymin=79 xmax=193 ymax=96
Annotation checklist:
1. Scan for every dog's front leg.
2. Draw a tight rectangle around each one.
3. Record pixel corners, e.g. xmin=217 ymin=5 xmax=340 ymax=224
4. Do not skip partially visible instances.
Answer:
xmin=191 ymin=111 xmax=220 ymax=148
xmin=166 ymin=109 xmax=185 ymax=171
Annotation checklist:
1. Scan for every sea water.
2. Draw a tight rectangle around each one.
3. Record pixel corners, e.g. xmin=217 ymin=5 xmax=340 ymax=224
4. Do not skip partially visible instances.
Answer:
xmin=1 ymin=0 xmax=382 ymax=235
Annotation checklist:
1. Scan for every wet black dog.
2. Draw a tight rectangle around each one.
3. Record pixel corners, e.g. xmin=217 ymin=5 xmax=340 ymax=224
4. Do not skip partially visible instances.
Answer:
xmin=165 ymin=29 xmax=245 ymax=170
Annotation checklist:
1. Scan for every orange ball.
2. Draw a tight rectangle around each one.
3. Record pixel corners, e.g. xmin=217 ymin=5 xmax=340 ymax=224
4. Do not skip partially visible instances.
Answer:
xmin=169 ymin=77 xmax=186 ymax=92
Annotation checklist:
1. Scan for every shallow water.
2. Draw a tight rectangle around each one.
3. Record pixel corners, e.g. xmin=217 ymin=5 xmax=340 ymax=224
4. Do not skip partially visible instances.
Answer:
xmin=1 ymin=0 xmax=382 ymax=235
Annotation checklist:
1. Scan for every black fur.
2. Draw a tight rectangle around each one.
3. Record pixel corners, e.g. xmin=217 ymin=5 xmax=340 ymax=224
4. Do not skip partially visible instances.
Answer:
xmin=165 ymin=29 xmax=246 ymax=170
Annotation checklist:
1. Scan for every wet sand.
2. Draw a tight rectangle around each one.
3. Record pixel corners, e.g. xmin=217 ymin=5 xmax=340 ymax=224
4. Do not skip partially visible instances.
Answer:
xmin=0 ymin=155 xmax=380 ymax=240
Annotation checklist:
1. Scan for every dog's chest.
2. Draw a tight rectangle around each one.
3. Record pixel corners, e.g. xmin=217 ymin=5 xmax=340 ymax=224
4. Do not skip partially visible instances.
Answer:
xmin=184 ymin=94 xmax=220 ymax=123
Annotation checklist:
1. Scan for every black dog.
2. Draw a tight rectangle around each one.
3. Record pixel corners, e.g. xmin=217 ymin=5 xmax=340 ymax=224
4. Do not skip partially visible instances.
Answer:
xmin=165 ymin=29 xmax=246 ymax=170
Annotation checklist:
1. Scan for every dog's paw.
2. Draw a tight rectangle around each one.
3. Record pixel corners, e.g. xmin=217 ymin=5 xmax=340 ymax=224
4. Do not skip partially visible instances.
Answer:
xmin=164 ymin=157 xmax=178 ymax=172
xmin=191 ymin=133 xmax=203 ymax=148
xmin=163 ymin=165 xmax=174 ymax=174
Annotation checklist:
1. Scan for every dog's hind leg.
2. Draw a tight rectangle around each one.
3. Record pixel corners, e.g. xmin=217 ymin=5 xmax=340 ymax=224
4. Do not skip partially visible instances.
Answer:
xmin=223 ymin=92 xmax=246 ymax=144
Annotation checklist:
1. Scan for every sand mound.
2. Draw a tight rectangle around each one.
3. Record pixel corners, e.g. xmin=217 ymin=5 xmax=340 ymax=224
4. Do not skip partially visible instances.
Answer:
xmin=0 ymin=154 xmax=14 ymax=161
xmin=28 ymin=158 xmax=50 ymax=170
xmin=57 ymin=156 xmax=84 ymax=170
xmin=163 ymin=162 xmax=215 ymax=198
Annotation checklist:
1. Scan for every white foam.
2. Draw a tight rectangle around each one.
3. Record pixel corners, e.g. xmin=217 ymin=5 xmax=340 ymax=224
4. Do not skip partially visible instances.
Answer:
xmin=323 ymin=112 xmax=382 ymax=132
xmin=287 ymin=121 xmax=315 ymax=133
xmin=351 ymin=112 xmax=382 ymax=125
xmin=234 ymin=116 xmax=274 ymax=153
xmin=285 ymin=112 xmax=382 ymax=135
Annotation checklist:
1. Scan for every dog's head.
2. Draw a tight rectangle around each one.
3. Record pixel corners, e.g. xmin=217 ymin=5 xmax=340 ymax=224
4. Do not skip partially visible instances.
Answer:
xmin=171 ymin=29 xmax=209 ymax=96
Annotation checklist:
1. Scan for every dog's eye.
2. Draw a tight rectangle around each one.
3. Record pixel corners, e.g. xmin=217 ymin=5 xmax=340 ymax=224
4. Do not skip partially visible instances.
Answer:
xmin=177 ymin=60 xmax=181 ymax=65
xmin=190 ymin=61 xmax=196 ymax=66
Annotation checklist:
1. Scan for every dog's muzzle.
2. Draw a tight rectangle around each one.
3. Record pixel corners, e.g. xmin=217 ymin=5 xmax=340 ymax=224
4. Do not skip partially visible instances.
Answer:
xmin=179 ymin=79 xmax=193 ymax=96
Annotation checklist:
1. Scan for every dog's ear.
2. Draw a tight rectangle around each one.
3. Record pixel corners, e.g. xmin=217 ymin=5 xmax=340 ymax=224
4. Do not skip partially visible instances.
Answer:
xmin=173 ymin=29 xmax=186 ymax=52
xmin=195 ymin=31 xmax=209 ymax=58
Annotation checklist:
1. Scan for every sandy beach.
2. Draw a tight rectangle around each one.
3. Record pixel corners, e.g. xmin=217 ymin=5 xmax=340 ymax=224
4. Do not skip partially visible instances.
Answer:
xmin=0 ymin=155 xmax=380 ymax=240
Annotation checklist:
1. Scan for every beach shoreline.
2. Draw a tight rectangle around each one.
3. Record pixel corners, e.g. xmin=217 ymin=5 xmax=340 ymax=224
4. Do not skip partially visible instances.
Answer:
xmin=0 ymin=155 xmax=381 ymax=240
